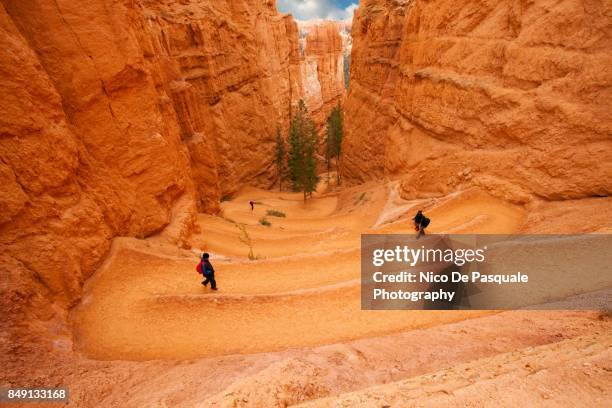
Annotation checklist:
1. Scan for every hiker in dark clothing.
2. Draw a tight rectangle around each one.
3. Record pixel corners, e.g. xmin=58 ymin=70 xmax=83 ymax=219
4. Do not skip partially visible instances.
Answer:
xmin=413 ymin=210 xmax=424 ymax=231
xmin=249 ymin=200 xmax=254 ymax=212
xmin=198 ymin=253 xmax=217 ymax=290
xmin=413 ymin=210 xmax=430 ymax=239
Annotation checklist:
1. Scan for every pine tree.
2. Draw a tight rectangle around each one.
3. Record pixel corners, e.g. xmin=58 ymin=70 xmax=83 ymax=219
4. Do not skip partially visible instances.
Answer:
xmin=288 ymin=100 xmax=319 ymax=202
xmin=325 ymin=118 xmax=333 ymax=183
xmin=325 ymin=102 xmax=344 ymax=185
xmin=304 ymin=120 xmax=319 ymax=198
xmin=287 ymin=102 xmax=305 ymax=192
xmin=274 ymin=127 xmax=286 ymax=191
xmin=334 ymin=103 xmax=343 ymax=185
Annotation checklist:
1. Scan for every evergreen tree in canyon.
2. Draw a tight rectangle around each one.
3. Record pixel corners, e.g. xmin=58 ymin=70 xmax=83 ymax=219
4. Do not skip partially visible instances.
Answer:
xmin=288 ymin=100 xmax=319 ymax=201
xmin=274 ymin=127 xmax=287 ymax=191
xmin=325 ymin=102 xmax=344 ymax=185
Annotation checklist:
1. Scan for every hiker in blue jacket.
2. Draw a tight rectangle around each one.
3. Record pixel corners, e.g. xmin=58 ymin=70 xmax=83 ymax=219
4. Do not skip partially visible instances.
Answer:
xmin=198 ymin=253 xmax=217 ymax=290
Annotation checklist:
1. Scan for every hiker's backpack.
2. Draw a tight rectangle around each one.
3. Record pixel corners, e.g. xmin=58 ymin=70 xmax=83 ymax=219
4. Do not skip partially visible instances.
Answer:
xmin=202 ymin=261 xmax=213 ymax=276
xmin=421 ymin=216 xmax=431 ymax=229
xmin=196 ymin=261 xmax=203 ymax=274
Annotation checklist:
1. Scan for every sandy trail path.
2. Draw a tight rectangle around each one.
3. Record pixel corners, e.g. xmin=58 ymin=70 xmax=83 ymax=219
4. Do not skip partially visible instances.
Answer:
xmin=72 ymin=183 xmax=525 ymax=361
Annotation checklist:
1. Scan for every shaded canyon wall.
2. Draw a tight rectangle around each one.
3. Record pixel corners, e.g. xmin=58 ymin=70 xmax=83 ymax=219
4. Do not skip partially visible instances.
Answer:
xmin=343 ymin=0 xmax=612 ymax=203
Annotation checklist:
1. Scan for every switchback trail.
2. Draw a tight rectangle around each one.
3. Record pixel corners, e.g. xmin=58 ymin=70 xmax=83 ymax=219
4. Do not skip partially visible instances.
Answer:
xmin=72 ymin=182 xmax=525 ymax=360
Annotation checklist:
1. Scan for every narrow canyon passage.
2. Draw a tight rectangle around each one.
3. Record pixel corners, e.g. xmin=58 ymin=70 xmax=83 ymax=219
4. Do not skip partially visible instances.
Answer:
xmin=2 ymin=0 xmax=610 ymax=405
xmin=71 ymin=181 xmax=524 ymax=361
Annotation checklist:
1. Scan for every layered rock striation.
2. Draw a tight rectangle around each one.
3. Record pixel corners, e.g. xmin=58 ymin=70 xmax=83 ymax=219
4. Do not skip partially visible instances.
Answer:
xmin=343 ymin=0 xmax=612 ymax=202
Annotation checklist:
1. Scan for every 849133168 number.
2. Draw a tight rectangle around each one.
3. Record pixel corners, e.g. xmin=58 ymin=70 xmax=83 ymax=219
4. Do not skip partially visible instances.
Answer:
xmin=1 ymin=388 xmax=69 ymax=402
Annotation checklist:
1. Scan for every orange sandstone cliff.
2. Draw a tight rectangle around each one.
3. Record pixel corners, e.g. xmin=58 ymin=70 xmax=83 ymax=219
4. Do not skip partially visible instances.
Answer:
xmin=343 ymin=0 xmax=612 ymax=202
xmin=0 ymin=0 xmax=327 ymax=360
xmin=299 ymin=20 xmax=347 ymax=128
xmin=1 ymin=0 xmax=193 ymax=360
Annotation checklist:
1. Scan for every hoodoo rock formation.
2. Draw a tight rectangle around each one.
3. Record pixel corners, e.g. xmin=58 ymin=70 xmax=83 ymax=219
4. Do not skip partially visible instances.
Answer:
xmin=343 ymin=0 xmax=612 ymax=203
xmin=0 ymin=0 xmax=344 ymax=366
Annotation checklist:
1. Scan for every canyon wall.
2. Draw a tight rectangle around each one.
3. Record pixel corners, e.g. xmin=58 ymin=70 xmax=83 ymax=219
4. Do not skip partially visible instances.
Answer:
xmin=298 ymin=20 xmax=347 ymax=128
xmin=1 ymin=0 xmax=194 ymax=357
xmin=343 ymin=0 xmax=612 ymax=202
xmin=0 ymin=0 xmax=333 ymax=356
xmin=140 ymin=0 xmax=308 ymax=197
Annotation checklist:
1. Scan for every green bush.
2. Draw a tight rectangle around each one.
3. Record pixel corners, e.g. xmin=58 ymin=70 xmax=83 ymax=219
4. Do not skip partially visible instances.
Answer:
xmin=259 ymin=217 xmax=272 ymax=227
xmin=266 ymin=209 xmax=286 ymax=218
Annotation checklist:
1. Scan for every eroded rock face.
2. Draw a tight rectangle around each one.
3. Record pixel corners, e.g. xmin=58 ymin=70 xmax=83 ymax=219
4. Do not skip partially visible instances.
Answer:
xmin=0 ymin=0 xmax=196 ymax=355
xmin=298 ymin=20 xmax=348 ymax=129
xmin=141 ymin=0 xmax=311 ymax=197
xmin=343 ymin=0 xmax=612 ymax=202
xmin=0 ymin=0 xmax=329 ymax=357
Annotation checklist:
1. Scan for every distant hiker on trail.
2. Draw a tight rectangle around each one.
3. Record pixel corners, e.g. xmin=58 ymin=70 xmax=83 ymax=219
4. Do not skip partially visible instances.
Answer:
xmin=249 ymin=200 xmax=254 ymax=212
xmin=413 ymin=210 xmax=430 ymax=239
xmin=196 ymin=253 xmax=217 ymax=290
